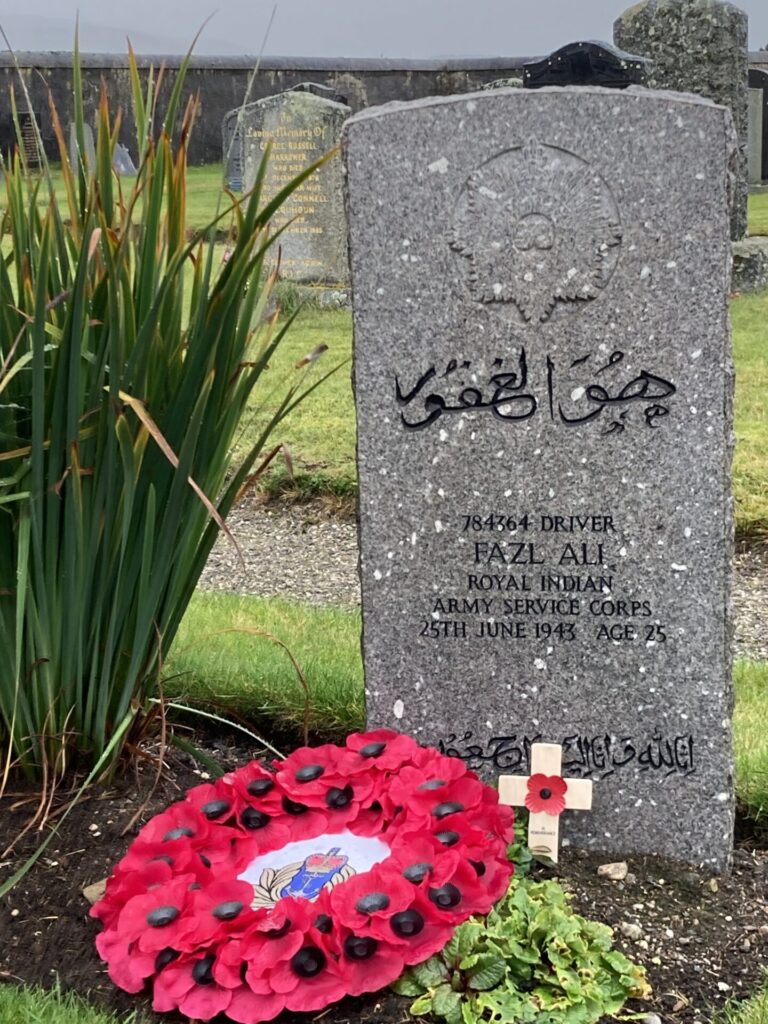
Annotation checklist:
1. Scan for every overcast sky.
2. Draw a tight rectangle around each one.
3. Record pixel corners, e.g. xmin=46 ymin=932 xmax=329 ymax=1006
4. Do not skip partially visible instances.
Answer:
xmin=0 ymin=1 xmax=766 ymax=58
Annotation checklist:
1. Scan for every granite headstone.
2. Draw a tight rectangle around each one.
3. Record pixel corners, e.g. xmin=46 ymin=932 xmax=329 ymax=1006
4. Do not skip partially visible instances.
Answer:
xmin=614 ymin=0 xmax=748 ymax=240
xmin=234 ymin=86 xmax=351 ymax=285
xmin=345 ymin=87 xmax=735 ymax=870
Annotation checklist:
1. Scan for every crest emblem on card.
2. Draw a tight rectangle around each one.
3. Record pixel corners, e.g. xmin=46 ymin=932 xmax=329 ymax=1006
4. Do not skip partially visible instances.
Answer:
xmin=450 ymin=140 xmax=622 ymax=323
xmin=250 ymin=847 xmax=355 ymax=908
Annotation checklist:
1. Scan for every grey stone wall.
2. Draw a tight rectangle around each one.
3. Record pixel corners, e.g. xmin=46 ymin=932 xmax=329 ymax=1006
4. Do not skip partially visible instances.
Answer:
xmin=615 ymin=1 xmax=749 ymax=239
xmin=0 ymin=52 xmax=526 ymax=167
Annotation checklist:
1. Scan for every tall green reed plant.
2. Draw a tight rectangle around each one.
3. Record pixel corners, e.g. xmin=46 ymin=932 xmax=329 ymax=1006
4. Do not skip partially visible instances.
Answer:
xmin=0 ymin=44 xmax=336 ymax=782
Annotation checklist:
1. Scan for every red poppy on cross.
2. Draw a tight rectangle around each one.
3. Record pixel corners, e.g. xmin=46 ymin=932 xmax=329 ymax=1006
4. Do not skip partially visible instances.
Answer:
xmin=498 ymin=742 xmax=593 ymax=863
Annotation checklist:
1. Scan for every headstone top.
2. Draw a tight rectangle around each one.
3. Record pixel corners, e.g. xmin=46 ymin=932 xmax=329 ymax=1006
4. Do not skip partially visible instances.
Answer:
xmin=290 ymin=81 xmax=349 ymax=106
xmin=523 ymin=40 xmax=650 ymax=89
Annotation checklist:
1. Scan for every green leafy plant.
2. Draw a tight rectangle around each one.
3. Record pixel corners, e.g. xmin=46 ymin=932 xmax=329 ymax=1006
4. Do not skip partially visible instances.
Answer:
xmin=0 ymin=41 xmax=336 ymax=783
xmin=393 ymin=876 xmax=650 ymax=1024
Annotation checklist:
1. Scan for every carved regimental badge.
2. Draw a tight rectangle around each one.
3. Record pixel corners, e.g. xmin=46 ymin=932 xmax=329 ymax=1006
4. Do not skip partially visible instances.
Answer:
xmin=450 ymin=140 xmax=622 ymax=323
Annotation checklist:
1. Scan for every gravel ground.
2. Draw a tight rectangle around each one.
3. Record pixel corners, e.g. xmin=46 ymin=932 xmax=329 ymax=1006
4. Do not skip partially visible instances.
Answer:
xmin=199 ymin=498 xmax=768 ymax=661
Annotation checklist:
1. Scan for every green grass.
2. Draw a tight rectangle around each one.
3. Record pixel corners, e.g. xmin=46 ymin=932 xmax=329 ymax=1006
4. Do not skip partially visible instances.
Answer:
xmin=165 ymin=592 xmax=364 ymax=738
xmin=233 ymin=309 xmax=355 ymax=494
xmin=0 ymin=985 xmax=142 ymax=1023
xmin=749 ymin=192 xmax=768 ymax=236
xmin=732 ymin=292 xmax=768 ymax=536
xmin=719 ymin=979 xmax=768 ymax=1024
xmin=734 ymin=661 xmax=768 ymax=821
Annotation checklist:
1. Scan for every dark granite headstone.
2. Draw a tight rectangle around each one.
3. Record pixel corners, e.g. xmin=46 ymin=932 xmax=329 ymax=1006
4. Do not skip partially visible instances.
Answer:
xmin=345 ymin=86 xmax=736 ymax=870
xmin=523 ymin=41 xmax=649 ymax=89
xmin=614 ymin=0 xmax=748 ymax=239
xmin=239 ymin=87 xmax=351 ymax=285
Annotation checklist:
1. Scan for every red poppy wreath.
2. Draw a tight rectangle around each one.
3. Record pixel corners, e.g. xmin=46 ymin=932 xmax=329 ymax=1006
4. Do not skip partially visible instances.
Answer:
xmin=92 ymin=730 xmax=514 ymax=1022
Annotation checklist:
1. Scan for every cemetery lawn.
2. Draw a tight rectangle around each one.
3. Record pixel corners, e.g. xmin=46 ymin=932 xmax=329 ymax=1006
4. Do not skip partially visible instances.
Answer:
xmin=731 ymin=292 xmax=768 ymax=537
xmin=748 ymin=191 xmax=768 ymax=236
xmin=236 ymin=308 xmax=356 ymax=497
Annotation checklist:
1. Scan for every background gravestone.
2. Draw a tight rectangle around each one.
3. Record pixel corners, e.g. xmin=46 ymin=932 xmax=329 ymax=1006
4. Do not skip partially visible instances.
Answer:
xmin=345 ymin=86 xmax=735 ymax=870
xmin=753 ymin=69 xmax=768 ymax=182
xmin=233 ymin=85 xmax=351 ymax=286
xmin=113 ymin=142 xmax=137 ymax=176
xmin=222 ymin=108 xmax=245 ymax=191
xmin=522 ymin=40 xmax=649 ymax=89
xmin=614 ymin=0 xmax=748 ymax=240
xmin=69 ymin=122 xmax=95 ymax=174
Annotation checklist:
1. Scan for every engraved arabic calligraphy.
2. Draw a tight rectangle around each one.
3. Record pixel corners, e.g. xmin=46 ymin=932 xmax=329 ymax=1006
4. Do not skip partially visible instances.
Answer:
xmin=450 ymin=140 xmax=622 ymax=323
xmin=395 ymin=349 xmax=676 ymax=433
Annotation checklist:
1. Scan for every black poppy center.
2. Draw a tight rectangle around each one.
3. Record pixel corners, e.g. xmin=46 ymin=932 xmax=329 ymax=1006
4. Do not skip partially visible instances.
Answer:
xmin=314 ymin=913 xmax=333 ymax=933
xmin=296 ymin=764 xmax=325 ymax=783
xmin=247 ymin=778 xmax=275 ymax=797
xmin=344 ymin=935 xmax=379 ymax=961
xmin=162 ymin=827 xmax=194 ymax=842
xmin=154 ymin=947 xmax=180 ymax=971
xmin=291 ymin=946 xmax=327 ymax=978
xmin=241 ymin=807 xmax=270 ymax=830
xmin=470 ymin=859 xmax=487 ymax=877
xmin=326 ymin=784 xmax=354 ymax=810
xmin=391 ymin=909 xmax=425 ymax=937
xmin=213 ymin=900 xmax=243 ymax=921
xmin=149 ymin=855 xmax=173 ymax=866
xmin=355 ymin=891 xmax=390 ymax=915
xmin=418 ymin=779 xmax=446 ymax=791
xmin=540 ymin=787 xmax=552 ymax=799
xmin=282 ymin=796 xmax=309 ymax=816
xmin=192 ymin=955 xmax=216 ymax=986
xmin=429 ymin=883 xmax=462 ymax=909
xmin=435 ymin=830 xmax=460 ymax=847
xmin=403 ymin=861 xmax=432 ymax=884
xmin=359 ymin=741 xmax=386 ymax=758
xmin=146 ymin=905 xmax=180 ymax=928
xmin=433 ymin=801 xmax=464 ymax=819
xmin=201 ymin=799 xmax=230 ymax=820
xmin=265 ymin=919 xmax=292 ymax=939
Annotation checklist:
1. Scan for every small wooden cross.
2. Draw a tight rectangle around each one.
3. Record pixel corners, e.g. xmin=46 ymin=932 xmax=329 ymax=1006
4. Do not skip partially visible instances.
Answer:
xmin=498 ymin=742 xmax=593 ymax=863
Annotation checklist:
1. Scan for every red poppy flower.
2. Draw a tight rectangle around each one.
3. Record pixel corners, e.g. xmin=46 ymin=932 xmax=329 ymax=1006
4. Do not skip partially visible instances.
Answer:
xmin=525 ymin=773 xmax=568 ymax=815
xmin=336 ymin=926 xmax=406 ymax=997
xmin=94 ymin=732 xmax=513 ymax=1023
xmin=345 ymin=729 xmax=422 ymax=772
xmin=226 ymin=986 xmax=286 ymax=1023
